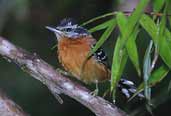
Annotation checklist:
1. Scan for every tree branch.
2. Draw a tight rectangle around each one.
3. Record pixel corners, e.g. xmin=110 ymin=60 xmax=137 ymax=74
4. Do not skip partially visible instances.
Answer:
xmin=0 ymin=90 xmax=29 ymax=116
xmin=0 ymin=36 xmax=127 ymax=116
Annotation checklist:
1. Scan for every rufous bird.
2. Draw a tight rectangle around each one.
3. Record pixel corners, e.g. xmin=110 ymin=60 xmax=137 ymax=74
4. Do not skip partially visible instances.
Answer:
xmin=46 ymin=18 xmax=144 ymax=98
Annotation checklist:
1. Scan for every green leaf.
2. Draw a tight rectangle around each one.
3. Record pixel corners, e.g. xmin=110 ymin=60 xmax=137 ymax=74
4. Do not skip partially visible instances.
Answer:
xmin=87 ymin=19 xmax=116 ymax=58
xmin=116 ymin=12 xmax=128 ymax=34
xmin=158 ymin=1 xmax=168 ymax=36
xmin=143 ymin=40 xmax=153 ymax=101
xmin=116 ymin=12 xmax=141 ymax=76
xmin=169 ymin=15 xmax=171 ymax=29
xmin=148 ymin=66 xmax=169 ymax=86
xmin=140 ymin=15 xmax=158 ymax=43
xmin=51 ymin=44 xmax=57 ymax=50
xmin=128 ymin=0 xmax=149 ymax=23
xmin=165 ymin=29 xmax=171 ymax=50
xmin=153 ymin=0 xmax=165 ymax=12
xmin=111 ymin=37 xmax=128 ymax=96
xmin=89 ymin=19 xmax=115 ymax=33
xmin=140 ymin=14 xmax=171 ymax=68
xmin=158 ymin=3 xmax=171 ymax=68
xmin=165 ymin=1 xmax=171 ymax=50
xmin=111 ymin=14 xmax=128 ymax=97
xmin=81 ymin=19 xmax=116 ymax=75
xmin=115 ymin=1 xmax=150 ymax=75
xmin=121 ymin=0 xmax=149 ymax=44
xmin=81 ymin=12 xmax=117 ymax=26
xmin=126 ymin=29 xmax=140 ymax=75
xmin=110 ymin=0 xmax=150 ymax=96
xmin=82 ymin=0 xmax=149 ymax=27
xmin=129 ymin=65 xmax=169 ymax=101
xmin=158 ymin=35 xmax=171 ymax=67
xmin=168 ymin=0 xmax=171 ymax=27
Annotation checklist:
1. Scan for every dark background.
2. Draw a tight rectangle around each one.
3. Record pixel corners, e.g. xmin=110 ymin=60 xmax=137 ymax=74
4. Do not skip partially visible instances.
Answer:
xmin=0 ymin=0 xmax=171 ymax=116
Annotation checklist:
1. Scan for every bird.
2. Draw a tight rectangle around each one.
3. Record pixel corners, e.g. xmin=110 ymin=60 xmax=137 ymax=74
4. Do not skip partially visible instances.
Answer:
xmin=46 ymin=18 xmax=144 ymax=98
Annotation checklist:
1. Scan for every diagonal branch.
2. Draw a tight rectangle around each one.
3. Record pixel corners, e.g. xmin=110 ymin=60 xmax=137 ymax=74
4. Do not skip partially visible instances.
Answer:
xmin=0 ymin=90 xmax=29 ymax=116
xmin=0 ymin=36 xmax=127 ymax=116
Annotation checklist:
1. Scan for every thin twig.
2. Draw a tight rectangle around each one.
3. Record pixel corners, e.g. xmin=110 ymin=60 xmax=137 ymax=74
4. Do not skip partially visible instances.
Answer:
xmin=0 ymin=36 xmax=127 ymax=116
xmin=81 ymin=11 xmax=171 ymax=26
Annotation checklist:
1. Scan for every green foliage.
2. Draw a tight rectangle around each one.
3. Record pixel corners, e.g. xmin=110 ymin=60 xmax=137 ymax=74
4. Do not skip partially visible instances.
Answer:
xmin=82 ymin=0 xmax=171 ymax=112
xmin=129 ymin=65 xmax=169 ymax=101
xmin=116 ymin=12 xmax=140 ymax=77
xmin=140 ymin=15 xmax=171 ymax=68
xmin=87 ymin=19 xmax=116 ymax=58
xmin=143 ymin=40 xmax=153 ymax=105
xmin=112 ymin=0 xmax=149 ymax=97
xmin=111 ymin=12 xmax=140 ymax=99
xmin=153 ymin=0 xmax=165 ymax=12
xmin=111 ymin=37 xmax=128 ymax=98
xmin=89 ymin=19 xmax=115 ymax=33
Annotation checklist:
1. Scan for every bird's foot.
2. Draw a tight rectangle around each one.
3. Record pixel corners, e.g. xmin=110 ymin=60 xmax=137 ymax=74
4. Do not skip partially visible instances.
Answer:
xmin=90 ymin=88 xmax=99 ymax=96
xmin=56 ymin=68 xmax=71 ymax=76
xmin=102 ymin=88 xmax=111 ymax=98
xmin=90 ymin=82 xmax=99 ymax=96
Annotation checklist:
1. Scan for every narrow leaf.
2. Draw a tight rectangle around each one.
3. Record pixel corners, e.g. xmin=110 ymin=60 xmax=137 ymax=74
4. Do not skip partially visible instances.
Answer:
xmin=81 ymin=12 xmax=117 ymax=26
xmin=127 ymin=0 xmax=149 ymax=28
xmin=89 ymin=19 xmax=116 ymax=33
xmin=81 ymin=19 xmax=116 ymax=75
xmin=143 ymin=41 xmax=153 ymax=101
xmin=165 ymin=29 xmax=171 ymax=50
xmin=117 ymin=12 xmax=141 ymax=76
xmin=129 ymin=65 xmax=169 ymax=100
xmin=140 ymin=15 xmax=158 ymax=43
xmin=111 ymin=37 xmax=128 ymax=95
xmin=126 ymin=30 xmax=140 ymax=75
xmin=88 ymin=19 xmax=116 ymax=57
xmin=153 ymin=0 xmax=165 ymax=12
xmin=140 ymin=14 xmax=171 ymax=68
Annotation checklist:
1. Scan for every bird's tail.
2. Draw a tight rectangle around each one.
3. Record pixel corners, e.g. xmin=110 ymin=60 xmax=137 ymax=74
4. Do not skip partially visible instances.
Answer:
xmin=117 ymin=78 xmax=144 ymax=99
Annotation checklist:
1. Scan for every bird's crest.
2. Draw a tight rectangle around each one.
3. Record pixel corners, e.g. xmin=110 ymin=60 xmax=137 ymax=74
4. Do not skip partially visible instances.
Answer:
xmin=58 ymin=18 xmax=77 ymax=27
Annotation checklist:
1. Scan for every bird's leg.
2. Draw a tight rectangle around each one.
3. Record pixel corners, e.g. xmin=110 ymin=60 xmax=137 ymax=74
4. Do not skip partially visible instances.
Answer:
xmin=56 ymin=68 xmax=72 ymax=77
xmin=90 ymin=80 xmax=99 ymax=96
xmin=102 ymin=88 xmax=111 ymax=98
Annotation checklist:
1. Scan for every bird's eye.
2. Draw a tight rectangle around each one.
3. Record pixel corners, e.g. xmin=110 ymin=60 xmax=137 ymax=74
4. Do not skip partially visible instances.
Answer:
xmin=64 ymin=28 xmax=72 ymax=32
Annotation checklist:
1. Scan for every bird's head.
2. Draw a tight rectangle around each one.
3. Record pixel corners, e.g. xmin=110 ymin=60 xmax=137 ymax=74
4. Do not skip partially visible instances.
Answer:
xmin=46 ymin=18 xmax=90 ymax=40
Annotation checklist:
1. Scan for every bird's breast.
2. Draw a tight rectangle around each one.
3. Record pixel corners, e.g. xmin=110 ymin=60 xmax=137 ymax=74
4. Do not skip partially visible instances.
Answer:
xmin=57 ymin=37 xmax=110 ymax=83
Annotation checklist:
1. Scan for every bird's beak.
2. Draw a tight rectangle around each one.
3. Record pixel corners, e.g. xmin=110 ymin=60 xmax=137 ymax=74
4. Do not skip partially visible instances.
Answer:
xmin=46 ymin=26 xmax=64 ymax=40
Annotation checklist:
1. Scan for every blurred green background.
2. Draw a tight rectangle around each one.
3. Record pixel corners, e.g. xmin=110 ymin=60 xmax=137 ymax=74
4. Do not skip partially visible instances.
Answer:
xmin=0 ymin=0 xmax=171 ymax=116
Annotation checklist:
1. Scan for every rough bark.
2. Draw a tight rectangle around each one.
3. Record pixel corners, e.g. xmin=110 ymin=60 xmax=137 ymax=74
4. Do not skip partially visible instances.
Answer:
xmin=0 ymin=90 xmax=29 ymax=116
xmin=0 ymin=36 xmax=127 ymax=116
